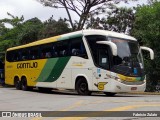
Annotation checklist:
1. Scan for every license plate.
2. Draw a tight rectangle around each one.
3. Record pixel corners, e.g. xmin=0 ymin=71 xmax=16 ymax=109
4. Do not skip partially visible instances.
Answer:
xmin=131 ymin=87 xmax=137 ymax=90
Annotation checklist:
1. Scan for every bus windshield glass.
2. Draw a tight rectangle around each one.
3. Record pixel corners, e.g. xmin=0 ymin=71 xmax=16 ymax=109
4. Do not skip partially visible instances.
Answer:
xmin=110 ymin=37 xmax=144 ymax=77
xmin=110 ymin=37 xmax=143 ymax=67
xmin=86 ymin=35 xmax=144 ymax=77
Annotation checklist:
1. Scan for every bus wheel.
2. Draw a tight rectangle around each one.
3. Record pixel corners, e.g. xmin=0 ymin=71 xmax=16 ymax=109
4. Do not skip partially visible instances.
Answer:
xmin=21 ymin=77 xmax=29 ymax=91
xmin=1 ymin=82 xmax=5 ymax=87
xmin=104 ymin=92 xmax=116 ymax=96
xmin=76 ymin=78 xmax=91 ymax=95
xmin=14 ymin=78 xmax=21 ymax=90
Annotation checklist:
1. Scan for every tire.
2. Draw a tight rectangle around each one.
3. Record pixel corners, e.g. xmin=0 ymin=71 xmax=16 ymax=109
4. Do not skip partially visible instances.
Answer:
xmin=76 ymin=78 xmax=91 ymax=95
xmin=14 ymin=79 xmax=21 ymax=90
xmin=104 ymin=92 xmax=116 ymax=96
xmin=21 ymin=77 xmax=29 ymax=91
xmin=1 ymin=82 xmax=5 ymax=87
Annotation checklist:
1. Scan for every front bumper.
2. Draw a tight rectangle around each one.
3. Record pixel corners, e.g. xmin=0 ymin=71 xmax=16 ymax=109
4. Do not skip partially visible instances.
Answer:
xmin=104 ymin=79 xmax=146 ymax=93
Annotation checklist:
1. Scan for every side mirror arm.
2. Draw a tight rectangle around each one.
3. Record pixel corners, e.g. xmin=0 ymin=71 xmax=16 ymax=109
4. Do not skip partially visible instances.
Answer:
xmin=140 ymin=46 xmax=154 ymax=60
xmin=96 ymin=41 xmax=117 ymax=56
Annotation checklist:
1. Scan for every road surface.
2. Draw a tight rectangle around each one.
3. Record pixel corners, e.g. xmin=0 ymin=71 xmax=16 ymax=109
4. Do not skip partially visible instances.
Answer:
xmin=0 ymin=87 xmax=160 ymax=120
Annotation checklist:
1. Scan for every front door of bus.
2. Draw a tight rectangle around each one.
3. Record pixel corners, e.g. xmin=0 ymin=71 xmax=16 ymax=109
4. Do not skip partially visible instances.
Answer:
xmin=92 ymin=44 xmax=110 ymax=91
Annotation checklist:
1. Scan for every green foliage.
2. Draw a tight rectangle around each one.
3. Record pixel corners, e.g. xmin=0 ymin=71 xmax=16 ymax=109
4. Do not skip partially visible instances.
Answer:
xmin=0 ymin=13 xmax=71 ymax=53
xmin=37 ymin=0 xmax=138 ymax=30
xmin=132 ymin=1 xmax=160 ymax=91
xmin=38 ymin=16 xmax=71 ymax=39
xmin=0 ymin=27 xmax=20 ymax=41
xmin=0 ymin=12 xmax=24 ymax=28
xmin=0 ymin=13 xmax=24 ymax=52
xmin=0 ymin=40 xmax=15 ymax=52
xmin=103 ymin=7 xmax=135 ymax=33
xmin=0 ymin=23 xmax=9 ymax=36
xmin=86 ymin=6 xmax=135 ymax=34
xmin=18 ymin=17 xmax=43 ymax=44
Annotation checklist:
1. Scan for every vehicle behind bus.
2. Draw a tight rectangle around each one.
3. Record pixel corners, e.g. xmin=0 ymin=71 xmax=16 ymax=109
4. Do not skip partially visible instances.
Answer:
xmin=0 ymin=61 xmax=4 ymax=86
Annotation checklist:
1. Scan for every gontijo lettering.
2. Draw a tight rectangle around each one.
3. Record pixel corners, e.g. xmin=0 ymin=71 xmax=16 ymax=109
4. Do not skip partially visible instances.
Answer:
xmin=17 ymin=62 xmax=38 ymax=69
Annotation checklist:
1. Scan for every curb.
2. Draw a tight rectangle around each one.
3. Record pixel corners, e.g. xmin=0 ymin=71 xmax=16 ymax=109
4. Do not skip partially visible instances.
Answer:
xmin=121 ymin=92 xmax=160 ymax=95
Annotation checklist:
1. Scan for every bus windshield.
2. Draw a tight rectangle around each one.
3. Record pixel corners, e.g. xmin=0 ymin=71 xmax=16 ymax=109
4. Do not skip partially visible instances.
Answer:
xmin=110 ymin=37 xmax=144 ymax=77
xmin=86 ymin=35 xmax=144 ymax=77
xmin=110 ymin=37 xmax=144 ymax=68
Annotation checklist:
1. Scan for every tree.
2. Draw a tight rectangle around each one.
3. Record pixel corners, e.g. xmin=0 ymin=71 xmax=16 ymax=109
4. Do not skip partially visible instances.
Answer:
xmin=131 ymin=1 xmax=160 ymax=91
xmin=0 ymin=13 xmax=71 ymax=52
xmin=38 ymin=16 xmax=71 ymax=39
xmin=0 ymin=13 xmax=24 ymax=40
xmin=0 ymin=22 xmax=9 ymax=36
xmin=86 ymin=16 xmax=103 ymax=29
xmin=0 ymin=12 xmax=24 ymax=28
xmin=37 ymin=0 xmax=138 ymax=30
xmin=102 ymin=7 xmax=134 ymax=34
xmin=0 ymin=14 xmax=43 ymax=51
xmin=86 ymin=6 xmax=135 ymax=34
xmin=147 ymin=0 xmax=160 ymax=4
xmin=0 ymin=40 xmax=14 ymax=52
xmin=18 ymin=17 xmax=43 ymax=44
xmin=0 ymin=13 xmax=24 ymax=52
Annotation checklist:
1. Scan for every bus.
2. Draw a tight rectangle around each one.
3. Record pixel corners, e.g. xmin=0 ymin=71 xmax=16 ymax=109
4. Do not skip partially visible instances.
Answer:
xmin=5 ymin=29 xmax=154 ymax=96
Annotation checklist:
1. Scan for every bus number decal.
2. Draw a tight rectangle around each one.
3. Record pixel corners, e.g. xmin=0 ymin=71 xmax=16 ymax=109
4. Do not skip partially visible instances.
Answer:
xmin=94 ymin=82 xmax=108 ymax=90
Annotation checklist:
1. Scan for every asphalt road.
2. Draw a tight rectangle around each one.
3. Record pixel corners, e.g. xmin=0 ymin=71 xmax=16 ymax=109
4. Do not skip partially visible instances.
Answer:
xmin=0 ymin=87 xmax=160 ymax=120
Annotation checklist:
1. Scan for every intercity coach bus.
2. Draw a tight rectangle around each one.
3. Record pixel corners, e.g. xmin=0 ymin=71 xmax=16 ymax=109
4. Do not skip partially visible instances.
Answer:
xmin=5 ymin=29 xmax=154 ymax=96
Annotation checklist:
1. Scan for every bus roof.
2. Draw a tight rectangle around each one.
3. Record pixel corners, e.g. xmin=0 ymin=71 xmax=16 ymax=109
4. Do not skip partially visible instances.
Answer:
xmin=7 ymin=29 xmax=136 ymax=51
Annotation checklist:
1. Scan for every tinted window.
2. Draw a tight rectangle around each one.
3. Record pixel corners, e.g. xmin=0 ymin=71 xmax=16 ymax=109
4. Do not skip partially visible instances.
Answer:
xmin=56 ymin=41 xmax=69 ymax=57
xmin=6 ymin=50 xmax=21 ymax=62
xmin=70 ymin=37 xmax=88 ymax=59
xmin=98 ymin=46 xmax=110 ymax=69
xmin=6 ymin=51 xmax=13 ymax=62
xmin=29 ymin=47 xmax=40 ymax=60
xmin=40 ymin=43 xmax=53 ymax=58
xmin=6 ymin=37 xmax=88 ymax=62
xmin=86 ymin=35 xmax=110 ymax=69
xmin=21 ymin=49 xmax=29 ymax=61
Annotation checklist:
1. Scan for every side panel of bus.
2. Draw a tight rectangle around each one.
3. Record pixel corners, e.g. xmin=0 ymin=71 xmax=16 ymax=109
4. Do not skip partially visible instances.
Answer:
xmin=5 ymin=59 xmax=47 ymax=86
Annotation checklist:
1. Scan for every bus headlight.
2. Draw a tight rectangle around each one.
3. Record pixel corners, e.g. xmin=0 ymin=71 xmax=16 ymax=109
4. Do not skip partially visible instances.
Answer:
xmin=116 ymin=78 xmax=122 ymax=83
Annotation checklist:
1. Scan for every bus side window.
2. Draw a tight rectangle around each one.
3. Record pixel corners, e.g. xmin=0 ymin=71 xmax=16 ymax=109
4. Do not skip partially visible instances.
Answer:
xmin=41 ymin=52 xmax=45 ymax=59
xmin=14 ymin=51 xmax=21 ymax=61
xmin=72 ymin=49 xmax=79 ymax=56
xmin=56 ymin=41 xmax=69 ymax=57
xmin=6 ymin=51 xmax=13 ymax=62
xmin=70 ymin=37 xmax=88 ymax=59
xmin=41 ymin=43 xmax=53 ymax=59
xmin=21 ymin=49 xmax=29 ymax=61
xmin=45 ymin=52 xmax=52 ymax=58
xmin=30 ymin=47 xmax=40 ymax=60
xmin=52 ymin=45 xmax=58 ymax=57
xmin=98 ymin=48 xmax=110 ymax=70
